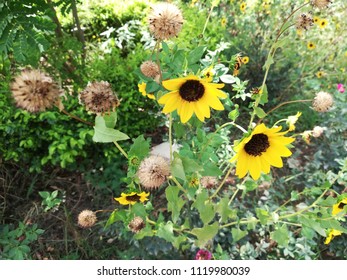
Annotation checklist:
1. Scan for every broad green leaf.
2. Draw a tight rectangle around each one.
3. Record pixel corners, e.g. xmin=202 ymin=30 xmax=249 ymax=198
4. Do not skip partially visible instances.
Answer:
xmin=134 ymin=224 xmax=154 ymax=239
xmin=103 ymin=112 xmax=117 ymax=128
xmin=231 ymin=228 xmax=248 ymax=242
xmin=259 ymin=84 xmax=268 ymax=105
xmin=256 ymin=208 xmax=271 ymax=225
xmin=215 ymin=197 xmax=236 ymax=223
xmin=254 ymin=107 xmax=267 ymax=118
xmin=263 ymin=55 xmax=274 ymax=70
xmin=271 ymin=225 xmax=289 ymax=246
xmin=166 ymin=185 xmax=185 ymax=223
xmin=131 ymin=203 xmax=147 ymax=218
xmin=192 ymin=189 xmax=215 ymax=224
xmin=172 ymin=235 xmax=187 ymax=249
xmin=93 ymin=116 xmax=129 ymax=143
xmin=228 ymin=105 xmax=239 ymax=121
xmin=146 ymin=81 xmax=160 ymax=93
xmin=157 ymin=222 xmax=175 ymax=243
xmin=201 ymin=162 xmax=223 ymax=176
xmin=299 ymin=216 xmax=326 ymax=236
xmin=161 ymin=41 xmax=169 ymax=54
xmin=191 ymin=222 xmax=219 ymax=247
xmin=187 ymin=45 xmax=206 ymax=65
xmin=104 ymin=210 xmax=122 ymax=228
xmin=128 ymin=135 xmax=150 ymax=159
xmin=181 ymin=156 xmax=203 ymax=173
xmin=171 ymin=153 xmax=186 ymax=181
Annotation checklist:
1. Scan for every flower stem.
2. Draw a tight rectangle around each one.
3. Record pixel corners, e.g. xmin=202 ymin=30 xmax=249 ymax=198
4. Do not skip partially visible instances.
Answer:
xmin=265 ymin=99 xmax=312 ymax=117
xmin=210 ymin=165 xmax=233 ymax=200
xmin=169 ymin=113 xmax=173 ymax=163
xmin=113 ymin=141 xmax=128 ymax=159
xmin=170 ymin=176 xmax=187 ymax=194
xmin=61 ymin=109 xmax=94 ymax=126
xmin=201 ymin=5 xmax=214 ymax=36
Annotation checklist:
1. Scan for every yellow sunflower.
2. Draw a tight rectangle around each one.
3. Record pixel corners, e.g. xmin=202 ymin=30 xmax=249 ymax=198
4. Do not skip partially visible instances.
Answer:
xmin=319 ymin=19 xmax=328 ymax=29
xmin=313 ymin=16 xmax=320 ymax=24
xmin=307 ymin=42 xmax=316 ymax=50
xmin=324 ymin=229 xmax=343 ymax=245
xmin=242 ymin=56 xmax=249 ymax=64
xmin=316 ymin=71 xmax=324 ymax=78
xmin=114 ymin=191 xmax=149 ymax=205
xmin=332 ymin=198 xmax=347 ymax=216
xmin=230 ymin=123 xmax=295 ymax=180
xmin=158 ymin=75 xmax=226 ymax=123
xmin=221 ymin=17 xmax=227 ymax=28
xmin=138 ymin=82 xmax=155 ymax=100
xmin=240 ymin=2 xmax=247 ymax=12
xmin=286 ymin=111 xmax=302 ymax=132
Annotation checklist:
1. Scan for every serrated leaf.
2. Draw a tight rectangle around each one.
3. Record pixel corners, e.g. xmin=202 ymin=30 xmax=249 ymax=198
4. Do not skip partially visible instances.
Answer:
xmin=131 ymin=203 xmax=147 ymax=218
xmin=192 ymin=189 xmax=215 ymax=224
xmin=128 ymin=135 xmax=150 ymax=159
xmin=134 ymin=224 xmax=154 ymax=239
xmin=180 ymin=156 xmax=203 ymax=173
xmin=256 ymin=208 xmax=271 ymax=225
xmin=157 ymin=221 xmax=175 ymax=243
xmin=215 ymin=197 xmax=236 ymax=223
xmin=259 ymin=84 xmax=268 ymax=105
xmin=299 ymin=216 xmax=326 ymax=236
xmin=104 ymin=210 xmax=128 ymax=228
xmin=191 ymin=222 xmax=219 ymax=247
xmin=93 ymin=116 xmax=129 ymax=143
xmin=231 ymin=228 xmax=248 ymax=242
xmin=201 ymin=162 xmax=223 ymax=176
xmin=271 ymin=225 xmax=289 ymax=246
xmin=166 ymin=185 xmax=185 ymax=223
xmin=228 ymin=106 xmax=239 ymax=121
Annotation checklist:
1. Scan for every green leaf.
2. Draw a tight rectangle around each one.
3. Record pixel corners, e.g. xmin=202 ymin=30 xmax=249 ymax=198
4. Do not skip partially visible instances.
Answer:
xmin=134 ymin=224 xmax=154 ymax=239
xmin=166 ymin=186 xmax=185 ymax=223
xmin=131 ymin=203 xmax=147 ymax=218
xmin=228 ymin=105 xmax=239 ymax=121
xmin=128 ymin=135 xmax=150 ymax=159
xmin=171 ymin=153 xmax=186 ymax=181
xmin=255 ymin=208 xmax=271 ymax=225
xmin=93 ymin=116 xmax=129 ymax=143
xmin=220 ymin=74 xmax=236 ymax=84
xmin=103 ymin=112 xmax=117 ymax=128
xmin=104 ymin=210 xmax=118 ymax=228
xmin=157 ymin=222 xmax=175 ymax=243
xmin=299 ymin=216 xmax=326 ymax=236
xmin=215 ymin=197 xmax=237 ymax=223
xmin=259 ymin=84 xmax=268 ymax=105
xmin=104 ymin=210 xmax=127 ymax=228
xmin=181 ymin=156 xmax=203 ymax=173
xmin=161 ymin=41 xmax=170 ymax=54
xmin=231 ymin=228 xmax=248 ymax=242
xmin=192 ymin=189 xmax=215 ymax=224
xmin=263 ymin=55 xmax=274 ymax=70
xmin=187 ymin=45 xmax=206 ymax=65
xmin=191 ymin=222 xmax=219 ymax=247
xmin=201 ymin=162 xmax=223 ymax=176
xmin=254 ymin=107 xmax=267 ymax=118
xmin=146 ymin=81 xmax=160 ymax=93
xmin=270 ymin=225 xmax=289 ymax=246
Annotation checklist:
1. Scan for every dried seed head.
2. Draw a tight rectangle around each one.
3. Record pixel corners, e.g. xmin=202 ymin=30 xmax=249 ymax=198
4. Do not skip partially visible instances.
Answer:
xmin=10 ymin=69 xmax=62 ymax=113
xmin=137 ymin=155 xmax=170 ymax=190
xmin=148 ymin=3 xmax=183 ymax=40
xmin=128 ymin=216 xmax=145 ymax=233
xmin=140 ymin=61 xmax=160 ymax=78
xmin=79 ymin=81 xmax=120 ymax=115
xmin=310 ymin=0 xmax=332 ymax=9
xmin=312 ymin=91 xmax=334 ymax=112
xmin=312 ymin=126 xmax=325 ymax=137
xmin=200 ymin=176 xmax=218 ymax=189
xmin=77 ymin=210 xmax=97 ymax=228
xmin=296 ymin=13 xmax=314 ymax=31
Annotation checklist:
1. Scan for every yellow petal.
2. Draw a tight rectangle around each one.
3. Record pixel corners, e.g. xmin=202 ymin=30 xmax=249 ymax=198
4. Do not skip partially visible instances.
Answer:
xmin=204 ymin=92 xmax=224 ymax=110
xmin=249 ymin=156 xmax=262 ymax=180
xmin=162 ymin=93 xmax=181 ymax=113
xmin=179 ymin=101 xmax=194 ymax=123
xmin=158 ymin=91 xmax=179 ymax=104
xmin=205 ymin=84 xmax=227 ymax=98
xmin=235 ymin=150 xmax=250 ymax=178
xmin=193 ymin=102 xmax=206 ymax=122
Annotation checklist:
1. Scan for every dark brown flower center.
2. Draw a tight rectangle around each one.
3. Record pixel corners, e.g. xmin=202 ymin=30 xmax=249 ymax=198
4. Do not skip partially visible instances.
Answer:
xmin=244 ymin=133 xmax=270 ymax=156
xmin=338 ymin=202 xmax=346 ymax=209
xmin=179 ymin=80 xmax=205 ymax=102
xmin=126 ymin=194 xmax=141 ymax=202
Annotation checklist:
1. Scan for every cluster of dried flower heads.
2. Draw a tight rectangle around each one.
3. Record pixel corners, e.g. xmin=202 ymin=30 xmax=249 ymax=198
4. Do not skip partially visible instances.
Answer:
xmin=310 ymin=0 xmax=332 ymax=9
xmin=77 ymin=210 xmax=97 ymax=228
xmin=296 ymin=13 xmax=314 ymax=31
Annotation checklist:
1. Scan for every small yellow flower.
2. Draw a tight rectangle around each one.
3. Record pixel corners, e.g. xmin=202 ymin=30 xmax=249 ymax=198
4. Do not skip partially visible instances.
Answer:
xmin=296 ymin=29 xmax=303 ymax=36
xmin=221 ymin=17 xmax=227 ymax=28
xmin=240 ymin=2 xmax=247 ymax=12
xmin=307 ymin=42 xmax=316 ymax=50
xmin=241 ymin=56 xmax=249 ymax=64
xmin=313 ymin=16 xmax=320 ymax=24
xmin=114 ymin=191 xmax=150 ymax=205
xmin=332 ymin=198 xmax=347 ymax=216
xmin=316 ymin=71 xmax=324 ymax=78
xmin=203 ymin=66 xmax=214 ymax=82
xmin=319 ymin=19 xmax=328 ymax=29
xmin=302 ymin=131 xmax=311 ymax=144
xmin=138 ymin=82 xmax=155 ymax=100
xmin=286 ymin=112 xmax=302 ymax=132
xmin=324 ymin=229 xmax=343 ymax=245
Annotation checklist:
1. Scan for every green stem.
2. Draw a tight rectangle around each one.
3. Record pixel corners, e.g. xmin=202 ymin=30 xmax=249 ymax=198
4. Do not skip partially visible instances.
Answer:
xmin=210 ymin=165 xmax=233 ymax=200
xmin=228 ymin=188 xmax=239 ymax=206
xmin=113 ymin=141 xmax=128 ymax=159
xmin=169 ymin=113 xmax=173 ymax=162
xmin=170 ymin=176 xmax=187 ymax=194
xmin=61 ymin=109 xmax=93 ymax=126
xmin=201 ymin=5 xmax=214 ymax=36
xmin=265 ymin=99 xmax=312 ymax=117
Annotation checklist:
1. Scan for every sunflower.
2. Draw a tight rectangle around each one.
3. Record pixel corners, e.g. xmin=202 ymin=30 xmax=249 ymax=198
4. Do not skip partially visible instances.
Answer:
xmin=332 ymin=198 xmax=347 ymax=216
xmin=221 ymin=17 xmax=227 ymax=28
xmin=138 ymin=82 xmax=155 ymax=100
xmin=313 ymin=16 xmax=320 ymax=24
xmin=307 ymin=42 xmax=316 ymax=50
xmin=114 ymin=191 xmax=149 ymax=205
xmin=158 ymin=75 xmax=226 ymax=123
xmin=242 ymin=56 xmax=249 ymax=64
xmin=316 ymin=71 xmax=324 ymax=78
xmin=324 ymin=229 xmax=343 ymax=245
xmin=230 ymin=123 xmax=295 ymax=180
xmin=319 ymin=18 xmax=328 ymax=29
xmin=240 ymin=2 xmax=247 ymax=12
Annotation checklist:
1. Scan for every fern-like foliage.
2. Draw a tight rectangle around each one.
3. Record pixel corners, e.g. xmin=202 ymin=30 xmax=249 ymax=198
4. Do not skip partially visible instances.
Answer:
xmin=0 ymin=0 xmax=56 ymax=64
